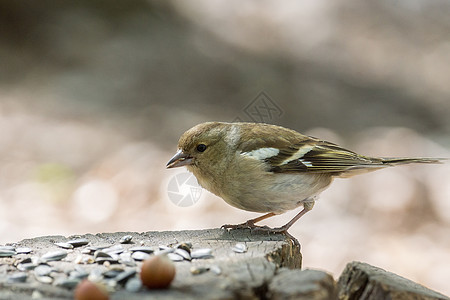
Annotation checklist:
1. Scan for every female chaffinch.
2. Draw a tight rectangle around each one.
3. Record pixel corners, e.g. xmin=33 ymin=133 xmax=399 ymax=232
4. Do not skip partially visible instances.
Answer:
xmin=166 ymin=122 xmax=444 ymax=233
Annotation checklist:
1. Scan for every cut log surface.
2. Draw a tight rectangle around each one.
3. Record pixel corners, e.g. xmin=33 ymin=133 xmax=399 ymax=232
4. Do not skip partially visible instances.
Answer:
xmin=1 ymin=230 xmax=448 ymax=299
xmin=337 ymin=261 xmax=450 ymax=300
xmin=0 ymin=229 xmax=302 ymax=299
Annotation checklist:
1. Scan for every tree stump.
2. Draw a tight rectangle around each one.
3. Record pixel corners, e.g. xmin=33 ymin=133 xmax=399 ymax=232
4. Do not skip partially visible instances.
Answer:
xmin=0 ymin=228 xmax=302 ymax=299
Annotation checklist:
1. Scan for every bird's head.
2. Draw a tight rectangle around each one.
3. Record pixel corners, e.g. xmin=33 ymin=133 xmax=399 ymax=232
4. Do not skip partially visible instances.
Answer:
xmin=166 ymin=122 xmax=229 ymax=170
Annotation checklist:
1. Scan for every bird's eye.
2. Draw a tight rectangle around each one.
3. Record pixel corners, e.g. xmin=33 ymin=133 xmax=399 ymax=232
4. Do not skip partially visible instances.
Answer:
xmin=196 ymin=144 xmax=207 ymax=152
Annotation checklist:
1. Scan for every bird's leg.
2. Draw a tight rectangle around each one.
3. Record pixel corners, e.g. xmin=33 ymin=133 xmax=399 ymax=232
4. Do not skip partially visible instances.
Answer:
xmin=221 ymin=212 xmax=276 ymax=230
xmin=252 ymin=201 xmax=315 ymax=233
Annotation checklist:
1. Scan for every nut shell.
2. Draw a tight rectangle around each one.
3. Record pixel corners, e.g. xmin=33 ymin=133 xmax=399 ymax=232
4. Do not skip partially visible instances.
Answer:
xmin=140 ymin=255 xmax=176 ymax=289
xmin=74 ymin=280 xmax=109 ymax=300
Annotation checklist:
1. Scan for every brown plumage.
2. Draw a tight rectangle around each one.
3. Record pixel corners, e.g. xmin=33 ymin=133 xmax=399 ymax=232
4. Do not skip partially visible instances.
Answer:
xmin=167 ymin=122 xmax=445 ymax=232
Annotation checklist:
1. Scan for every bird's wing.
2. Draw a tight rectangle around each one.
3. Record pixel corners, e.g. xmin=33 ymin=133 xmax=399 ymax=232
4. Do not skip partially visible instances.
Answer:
xmin=237 ymin=125 xmax=384 ymax=176
xmin=267 ymin=140 xmax=384 ymax=175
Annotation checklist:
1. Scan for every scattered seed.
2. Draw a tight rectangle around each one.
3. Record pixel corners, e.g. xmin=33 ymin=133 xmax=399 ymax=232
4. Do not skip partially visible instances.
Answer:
xmin=88 ymin=268 xmax=104 ymax=282
xmin=131 ymin=251 xmax=150 ymax=261
xmin=15 ymin=247 xmax=32 ymax=254
xmin=55 ymin=242 xmax=74 ymax=249
xmin=94 ymin=251 xmax=113 ymax=260
xmin=190 ymin=266 xmax=209 ymax=275
xmin=167 ymin=253 xmax=184 ymax=262
xmin=36 ymin=275 xmax=53 ymax=284
xmin=95 ymin=257 xmax=119 ymax=264
xmin=19 ymin=257 xmax=32 ymax=264
xmin=103 ymin=269 xmax=122 ymax=278
xmin=158 ymin=245 xmax=172 ymax=251
xmin=232 ymin=243 xmax=247 ymax=253
xmin=69 ymin=268 xmax=89 ymax=280
xmin=67 ymin=238 xmax=89 ymax=247
xmin=129 ymin=246 xmax=154 ymax=254
xmin=0 ymin=246 xmax=15 ymax=251
xmin=191 ymin=248 xmax=213 ymax=259
xmin=154 ymin=248 xmax=174 ymax=256
xmin=115 ymin=270 xmax=137 ymax=284
xmin=17 ymin=262 xmax=37 ymax=271
xmin=174 ymin=248 xmax=191 ymax=261
xmin=176 ymin=242 xmax=192 ymax=254
xmin=41 ymin=250 xmax=67 ymax=262
xmin=125 ymin=277 xmax=142 ymax=292
xmin=54 ymin=278 xmax=80 ymax=289
xmin=84 ymin=245 xmax=112 ymax=254
xmin=209 ymin=265 xmax=222 ymax=275
xmin=103 ymin=245 xmax=124 ymax=255
xmin=31 ymin=291 xmax=43 ymax=299
xmin=34 ymin=264 xmax=53 ymax=277
xmin=120 ymin=235 xmax=133 ymax=244
xmin=0 ymin=249 xmax=16 ymax=257
xmin=7 ymin=272 xmax=28 ymax=283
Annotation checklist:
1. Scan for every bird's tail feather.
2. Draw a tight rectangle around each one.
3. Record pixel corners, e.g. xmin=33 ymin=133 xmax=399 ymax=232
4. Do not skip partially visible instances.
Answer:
xmin=381 ymin=157 xmax=447 ymax=165
xmin=337 ymin=157 xmax=446 ymax=178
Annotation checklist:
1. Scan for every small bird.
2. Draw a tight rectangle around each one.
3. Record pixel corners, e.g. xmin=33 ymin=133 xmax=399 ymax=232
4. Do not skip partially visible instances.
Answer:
xmin=166 ymin=122 xmax=445 ymax=233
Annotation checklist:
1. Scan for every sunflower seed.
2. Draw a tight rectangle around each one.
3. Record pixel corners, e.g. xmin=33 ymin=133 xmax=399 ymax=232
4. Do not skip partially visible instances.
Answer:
xmin=34 ymin=264 xmax=53 ymax=277
xmin=55 ymin=242 xmax=74 ymax=249
xmin=232 ymin=243 xmax=247 ymax=253
xmin=7 ymin=272 xmax=28 ymax=283
xmin=118 ymin=252 xmax=132 ymax=262
xmin=36 ymin=275 xmax=53 ymax=284
xmin=95 ymin=257 xmax=119 ymax=264
xmin=129 ymin=246 xmax=154 ymax=254
xmin=167 ymin=252 xmax=184 ymax=262
xmin=103 ymin=269 xmax=122 ymax=278
xmin=154 ymin=248 xmax=174 ymax=256
xmin=67 ymin=238 xmax=89 ymax=247
xmin=94 ymin=251 xmax=113 ymax=260
xmin=84 ymin=244 xmax=112 ymax=254
xmin=0 ymin=246 xmax=15 ymax=251
xmin=209 ymin=265 xmax=222 ymax=275
xmin=17 ymin=262 xmax=37 ymax=271
xmin=176 ymin=242 xmax=192 ymax=253
xmin=190 ymin=266 xmax=209 ymax=275
xmin=125 ymin=277 xmax=142 ymax=292
xmin=191 ymin=248 xmax=213 ymax=259
xmin=54 ymin=278 xmax=80 ymax=289
xmin=41 ymin=250 xmax=67 ymax=262
xmin=88 ymin=268 xmax=104 ymax=282
xmin=158 ymin=245 xmax=173 ymax=251
xmin=115 ymin=270 xmax=137 ymax=284
xmin=69 ymin=267 xmax=89 ymax=280
xmin=19 ymin=257 xmax=32 ymax=264
xmin=120 ymin=235 xmax=133 ymax=244
xmin=174 ymin=248 xmax=191 ymax=261
xmin=103 ymin=245 xmax=124 ymax=255
xmin=0 ymin=249 xmax=16 ymax=257
xmin=31 ymin=291 xmax=43 ymax=299
xmin=15 ymin=247 xmax=32 ymax=254
xmin=131 ymin=251 xmax=150 ymax=261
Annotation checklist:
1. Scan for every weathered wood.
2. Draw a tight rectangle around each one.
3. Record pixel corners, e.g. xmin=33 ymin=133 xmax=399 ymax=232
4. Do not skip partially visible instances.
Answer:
xmin=337 ymin=261 xmax=449 ymax=300
xmin=0 ymin=229 xmax=301 ymax=299
xmin=269 ymin=269 xmax=337 ymax=300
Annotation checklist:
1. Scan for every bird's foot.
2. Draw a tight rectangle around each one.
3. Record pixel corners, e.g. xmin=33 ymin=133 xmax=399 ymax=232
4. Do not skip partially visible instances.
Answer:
xmin=221 ymin=220 xmax=259 ymax=230
xmin=221 ymin=222 xmax=285 ymax=233
xmin=250 ymin=226 xmax=287 ymax=234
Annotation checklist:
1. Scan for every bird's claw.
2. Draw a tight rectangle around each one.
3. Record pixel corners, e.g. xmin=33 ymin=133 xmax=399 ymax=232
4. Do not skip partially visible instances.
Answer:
xmin=221 ymin=222 xmax=287 ymax=234
xmin=221 ymin=221 xmax=257 ymax=230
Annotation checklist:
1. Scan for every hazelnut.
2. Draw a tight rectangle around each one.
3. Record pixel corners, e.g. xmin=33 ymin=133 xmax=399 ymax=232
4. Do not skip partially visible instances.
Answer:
xmin=140 ymin=255 xmax=175 ymax=289
xmin=74 ymin=280 xmax=109 ymax=300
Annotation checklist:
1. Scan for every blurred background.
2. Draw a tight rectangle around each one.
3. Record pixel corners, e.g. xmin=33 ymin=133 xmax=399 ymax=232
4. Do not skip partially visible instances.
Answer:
xmin=1 ymin=0 xmax=450 ymax=295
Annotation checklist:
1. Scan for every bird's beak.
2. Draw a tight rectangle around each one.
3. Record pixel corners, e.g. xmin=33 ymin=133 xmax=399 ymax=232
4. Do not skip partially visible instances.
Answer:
xmin=166 ymin=149 xmax=194 ymax=168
